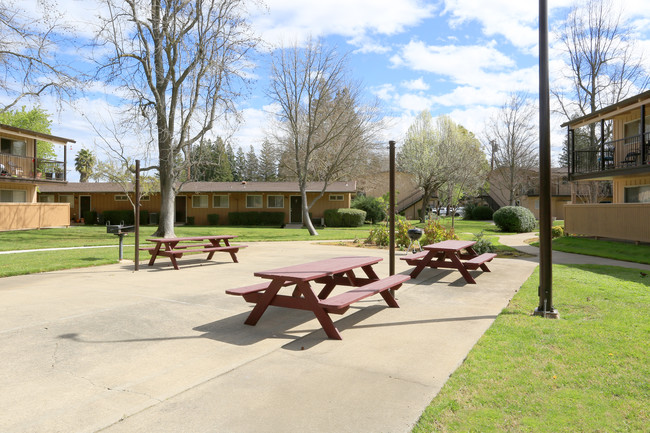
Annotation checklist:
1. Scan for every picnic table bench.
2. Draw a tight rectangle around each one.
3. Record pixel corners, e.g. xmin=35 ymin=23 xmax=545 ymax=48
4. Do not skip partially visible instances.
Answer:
xmin=226 ymin=256 xmax=410 ymax=340
xmin=142 ymin=235 xmax=247 ymax=270
xmin=401 ymin=240 xmax=495 ymax=284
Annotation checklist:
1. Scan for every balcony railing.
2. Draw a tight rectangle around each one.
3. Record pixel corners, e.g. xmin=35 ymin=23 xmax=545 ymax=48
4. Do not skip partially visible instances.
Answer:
xmin=0 ymin=154 xmax=66 ymax=181
xmin=571 ymin=132 xmax=649 ymax=176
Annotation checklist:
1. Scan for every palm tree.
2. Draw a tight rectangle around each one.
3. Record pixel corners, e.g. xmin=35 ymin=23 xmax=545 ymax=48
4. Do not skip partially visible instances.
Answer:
xmin=75 ymin=149 xmax=95 ymax=182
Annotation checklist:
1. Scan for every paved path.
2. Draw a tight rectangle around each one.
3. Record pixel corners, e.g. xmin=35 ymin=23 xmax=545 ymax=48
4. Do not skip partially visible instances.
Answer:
xmin=0 ymin=236 xmax=645 ymax=433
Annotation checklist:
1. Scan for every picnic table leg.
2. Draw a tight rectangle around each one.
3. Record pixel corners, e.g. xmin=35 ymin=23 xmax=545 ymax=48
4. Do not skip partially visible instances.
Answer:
xmin=409 ymin=250 xmax=436 ymax=278
xmin=148 ymin=244 xmax=162 ymax=266
xmin=223 ymin=239 xmax=239 ymax=263
xmin=296 ymin=282 xmax=342 ymax=340
xmin=449 ymin=253 xmax=477 ymax=284
xmin=206 ymin=239 xmax=221 ymax=260
xmin=243 ymin=280 xmax=284 ymax=326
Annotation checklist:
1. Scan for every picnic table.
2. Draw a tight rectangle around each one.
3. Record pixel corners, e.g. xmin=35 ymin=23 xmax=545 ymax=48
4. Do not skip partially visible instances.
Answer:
xmin=226 ymin=256 xmax=410 ymax=340
xmin=143 ymin=235 xmax=247 ymax=270
xmin=400 ymin=239 xmax=496 ymax=284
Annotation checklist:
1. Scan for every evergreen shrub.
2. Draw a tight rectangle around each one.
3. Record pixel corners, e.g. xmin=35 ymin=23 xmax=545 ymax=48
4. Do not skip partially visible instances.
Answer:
xmin=493 ymin=206 xmax=536 ymax=232
xmin=324 ymin=208 xmax=366 ymax=227
xmin=207 ymin=214 xmax=220 ymax=225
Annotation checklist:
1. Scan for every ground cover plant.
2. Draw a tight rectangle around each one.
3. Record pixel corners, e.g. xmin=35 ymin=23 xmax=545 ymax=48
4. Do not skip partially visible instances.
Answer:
xmin=412 ymin=264 xmax=650 ymax=432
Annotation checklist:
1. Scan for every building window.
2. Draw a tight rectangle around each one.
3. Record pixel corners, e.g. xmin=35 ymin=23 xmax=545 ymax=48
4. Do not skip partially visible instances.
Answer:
xmin=246 ymin=195 xmax=263 ymax=208
xmin=192 ymin=195 xmax=208 ymax=208
xmin=114 ymin=195 xmax=128 ymax=201
xmin=0 ymin=137 xmax=27 ymax=156
xmin=0 ymin=189 xmax=27 ymax=202
xmin=59 ymin=195 xmax=74 ymax=207
xmin=267 ymin=195 xmax=284 ymax=208
xmin=140 ymin=195 xmax=150 ymax=201
xmin=213 ymin=195 xmax=229 ymax=208
xmin=39 ymin=195 xmax=55 ymax=203
xmin=329 ymin=194 xmax=344 ymax=201
xmin=624 ymin=185 xmax=650 ymax=203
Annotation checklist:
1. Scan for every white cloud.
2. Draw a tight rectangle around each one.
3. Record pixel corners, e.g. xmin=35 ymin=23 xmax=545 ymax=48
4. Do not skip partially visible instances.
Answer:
xmin=252 ymin=0 xmax=437 ymax=47
xmin=397 ymin=93 xmax=432 ymax=113
xmin=401 ymin=77 xmax=430 ymax=91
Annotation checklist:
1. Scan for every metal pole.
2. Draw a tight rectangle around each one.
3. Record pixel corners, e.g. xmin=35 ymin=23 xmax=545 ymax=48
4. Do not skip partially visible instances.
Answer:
xmin=600 ymin=120 xmax=605 ymax=171
xmin=535 ymin=0 xmax=558 ymax=318
xmin=641 ymin=104 xmax=646 ymax=164
xmin=135 ymin=160 xmax=140 ymax=271
xmin=389 ymin=140 xmax=396 ymax=277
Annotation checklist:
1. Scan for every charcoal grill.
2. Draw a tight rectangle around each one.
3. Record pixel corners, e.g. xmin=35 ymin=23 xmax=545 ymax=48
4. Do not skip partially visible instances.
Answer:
xmin=106 ymin=221 xmax=135 ymax=260
xmin=407 ymin=228 xmax=423 ymax=253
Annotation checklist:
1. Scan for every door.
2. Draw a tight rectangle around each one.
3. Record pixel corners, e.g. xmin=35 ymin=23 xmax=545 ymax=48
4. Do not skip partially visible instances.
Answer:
xmin=175 ymin=196 xmax=187 ymax=223
xmin=79 ymin=195 xmax=91 ymax=222
xmin=290 ymin=195 xmax=302 ymax=223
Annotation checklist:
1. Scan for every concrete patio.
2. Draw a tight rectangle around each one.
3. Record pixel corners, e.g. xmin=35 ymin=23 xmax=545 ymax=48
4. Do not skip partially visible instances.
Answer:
xmin=1 ymin=241 xmax=539 ymax=432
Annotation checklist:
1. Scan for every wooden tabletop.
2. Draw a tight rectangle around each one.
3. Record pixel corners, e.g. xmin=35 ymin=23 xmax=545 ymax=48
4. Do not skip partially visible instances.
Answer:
xmin=423 ymin=240 xmax=476 ymax=251
xmin=146 ymin=235 xmax=236 ymax=243
xmin=254 ymin=256 xmax=383 ymax=282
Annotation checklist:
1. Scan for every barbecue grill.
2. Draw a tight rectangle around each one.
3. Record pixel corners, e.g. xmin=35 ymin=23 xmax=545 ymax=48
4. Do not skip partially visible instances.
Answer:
xmin=407 ymin=228 xmax=423 ymax=253
xmin=106 ymin=221 xmax=135 ymax=260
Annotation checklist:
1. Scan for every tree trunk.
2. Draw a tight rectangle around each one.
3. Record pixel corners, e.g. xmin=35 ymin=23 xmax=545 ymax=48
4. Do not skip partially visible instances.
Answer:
xmin=154 ymin=136 xmax=176 ymax=238
xmin=301 ymin=188 xmax=318 ymax=235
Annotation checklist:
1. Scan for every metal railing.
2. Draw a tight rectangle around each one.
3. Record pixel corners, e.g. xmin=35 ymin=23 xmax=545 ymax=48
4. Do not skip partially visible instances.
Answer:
xmin=571 ymin=132 xmax=649 ymax=175
xmin=0 ymin=153 xmax=65 ymax=181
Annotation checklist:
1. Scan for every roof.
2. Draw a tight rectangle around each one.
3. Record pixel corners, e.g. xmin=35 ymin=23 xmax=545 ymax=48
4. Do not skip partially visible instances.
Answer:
xmin=38 ymin=181 xmax=357 ymax=194
xmin=0 ymin=123 xmax=76 ymax=145
xmin=560 ymin=90 xmax=650 ymax=129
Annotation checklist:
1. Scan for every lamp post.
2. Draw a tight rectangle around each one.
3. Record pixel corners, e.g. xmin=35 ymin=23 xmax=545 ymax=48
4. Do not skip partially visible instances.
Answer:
xmin=535 ymin=0 xmax=559 ymax=318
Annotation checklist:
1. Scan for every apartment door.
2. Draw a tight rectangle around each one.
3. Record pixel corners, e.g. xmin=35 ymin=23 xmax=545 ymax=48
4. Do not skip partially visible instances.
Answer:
xmin=79 ymin=195 xmax=91 ymax=222
xmin=175 ymin=196 xmax=187 ymax=223
xmin=290 ymin=195 xmax=302 ymax=223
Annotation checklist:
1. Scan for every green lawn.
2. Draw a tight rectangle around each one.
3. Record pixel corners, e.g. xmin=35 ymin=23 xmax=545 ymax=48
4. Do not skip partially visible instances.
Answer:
xmin=0 ymin=219 xmax=515 ymax=278
xmin=413 ymin=264 xmax=650 ymax=432
xmin=549 ymin=236 xmax=650 ymax=265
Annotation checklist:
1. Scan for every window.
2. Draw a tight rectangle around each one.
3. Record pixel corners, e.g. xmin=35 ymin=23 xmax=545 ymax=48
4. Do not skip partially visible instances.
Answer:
xmin=114 ymin=195 xmax=128 ymax=201
xmin=213 ymin=195 xmax=229 ymax=208
xmin=140 ymin=195 xmax=150 ymax=201
xmin=59 ymin=195 xmax=74 ymax=207
xmin=39 ymin=195 xmax=54 ymax=203
xmin=0 ymin=138 xmax=27 ymax=156
xmin=246 ymin=195 xmax=263 ymax=208
xmin=192 ymin=195 xmax=208 ymax=208
xmin=0 ymin=189 xmax=27 ymax=202
xmin=329 ymin=194 xmax=344 ymax=201
xmin=267 ymin=195 xmax=284 ymax=208
xmin=624 ymin=185 xmax=650 ymax=203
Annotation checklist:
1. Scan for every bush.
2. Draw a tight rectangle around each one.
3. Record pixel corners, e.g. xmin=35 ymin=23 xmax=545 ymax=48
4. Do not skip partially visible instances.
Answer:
xmin=227 ymin=211 xmax=284 ymax=226
xmin=324 ymin=208 xmax=366 ymax=227
xmin=472 ymin=231 xmax=496 ymax=254
xmin=366 ymin=224 xmax=389 ymax=246
xmin=139 ymin=210 xmax=149 ymax=226
xmin=83 ymin=211 xmax=97 ymax=225
xmin=471 ymin=206 xmax=494 ymax=220
xmin=421 ymin=219 xmax=458 ymax=245
xmin=551 ymin=225 xmax=564 ymax=238
xmin=102 ymin=210 xmax=133 ymax=225
xmin=207 ymin=213 xmax=220 ymax=225
xmin=351 ymin=195 xmax=386 ymax=223
xmin=186 ymin=216 xmax=195 ymax=225
xmin=462 ymin=202 xmax=478 ymax=220
xmin=493 ymin=206 xmax=537 ymax=233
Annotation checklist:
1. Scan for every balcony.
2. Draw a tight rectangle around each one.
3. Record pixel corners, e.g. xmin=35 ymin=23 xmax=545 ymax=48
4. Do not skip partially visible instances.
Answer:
xmin=0 ymin=154 xmax=66 ymax=182
xmin=570 ymin=132 xmax=650 ymax=178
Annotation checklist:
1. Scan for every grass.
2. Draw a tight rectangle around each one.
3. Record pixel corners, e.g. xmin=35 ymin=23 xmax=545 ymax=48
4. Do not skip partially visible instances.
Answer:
xmin=0 ymin=219 xmax=513 ymax=278
xmin=549 ymin=236 xmax=650 ymax=265
xmin=413 ymin=264 xmax=650 ymax=432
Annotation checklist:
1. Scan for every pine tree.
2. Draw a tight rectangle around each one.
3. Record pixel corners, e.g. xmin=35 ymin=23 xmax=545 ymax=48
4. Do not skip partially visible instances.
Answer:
xmin=258 ymin=140 xmax=278 ymax=181
xmin=246 ymin=146 xmax=259 ymax=181
xmin=235 ymin=146 xmax=246 ymax=181
xmin=226 ymin=142 xmax=238 ymax=181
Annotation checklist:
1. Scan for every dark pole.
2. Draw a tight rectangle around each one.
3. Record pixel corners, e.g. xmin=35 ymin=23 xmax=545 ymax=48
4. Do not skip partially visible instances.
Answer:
xmin=600 ymin=120 xmax=605 ymax=171
xmin=641 ymin=104 xmax=646 ymax=165
xmin=535 ymin=0 xmax=558 ymax=318
xmin=389 ymin=140 xmax=396 ymax=278
xmin=135 ymin=160 xmax=140 ymax=271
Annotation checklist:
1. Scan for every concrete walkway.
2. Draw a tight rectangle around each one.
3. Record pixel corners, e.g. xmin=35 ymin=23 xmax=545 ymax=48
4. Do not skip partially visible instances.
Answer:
xmin=0 ymin=236 xmax=644 ymax=433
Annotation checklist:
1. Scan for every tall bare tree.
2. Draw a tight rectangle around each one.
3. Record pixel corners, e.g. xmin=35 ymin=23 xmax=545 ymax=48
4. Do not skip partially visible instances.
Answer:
xmin=486 ymin=93 xmax=538 ymax=206
xmin=92 ymin=0 xmax=256 ymax=237
xmin=0 ymin=0 xmax=78 ymax=112
xmin=267 ymin=39 xmax=383 ymax=235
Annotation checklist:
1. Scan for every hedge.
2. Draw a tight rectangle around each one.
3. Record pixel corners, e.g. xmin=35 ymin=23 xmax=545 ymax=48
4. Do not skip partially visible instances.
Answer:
xmin=324 ymin=208 xmax=366 ymax=227
xmin=207 ymin=213 xmax=220 ymax=225
xmin=493 ymin=206 xmax=536 ymax=232
xmin=228 ymin=211 xmax=284 ymax=226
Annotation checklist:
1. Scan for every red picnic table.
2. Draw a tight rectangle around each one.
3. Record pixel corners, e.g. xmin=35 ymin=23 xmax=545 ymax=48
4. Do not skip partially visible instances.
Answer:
xmin=226 ymin=256 xmax=410 ymax=340
xmin=400 ymin=239 xmax=496 ymax=284
xmin=143 ymin=235 xmax=247 ymax=270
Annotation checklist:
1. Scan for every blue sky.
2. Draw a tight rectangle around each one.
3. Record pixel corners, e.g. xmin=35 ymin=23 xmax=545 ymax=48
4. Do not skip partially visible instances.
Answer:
xmin=17 ymin=0 xmax=650 ymax=181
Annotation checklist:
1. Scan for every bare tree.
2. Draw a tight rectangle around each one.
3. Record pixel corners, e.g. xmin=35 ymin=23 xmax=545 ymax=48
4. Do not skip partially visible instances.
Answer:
xmin=92 ymin=0 xmax=256 ymax=237
xmin=267 ymin=38 xmax=383 ymax=235
xmin=486 ymin=93 xmax=538 ymax=206
xmin=553 ymin=0 xmax=648 ymax=202
xmin=0 ymin=0 xmax=78 ymax=112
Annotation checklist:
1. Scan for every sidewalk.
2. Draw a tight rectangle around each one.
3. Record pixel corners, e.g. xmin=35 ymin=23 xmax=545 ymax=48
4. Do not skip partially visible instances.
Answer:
xmin=0 ymin=239 xmax=546 ymax=432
